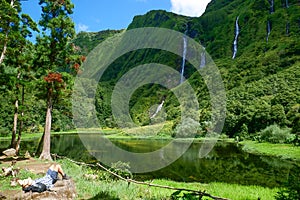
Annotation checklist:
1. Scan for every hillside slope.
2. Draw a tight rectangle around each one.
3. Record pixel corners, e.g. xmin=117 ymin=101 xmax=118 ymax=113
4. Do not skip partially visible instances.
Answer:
xmin=73 ymin=0 xmax=300 ymax=137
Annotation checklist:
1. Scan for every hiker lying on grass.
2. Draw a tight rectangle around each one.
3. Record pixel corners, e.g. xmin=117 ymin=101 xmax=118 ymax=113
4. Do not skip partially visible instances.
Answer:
xmin=17 ymin=164 xmax=70 ymax=193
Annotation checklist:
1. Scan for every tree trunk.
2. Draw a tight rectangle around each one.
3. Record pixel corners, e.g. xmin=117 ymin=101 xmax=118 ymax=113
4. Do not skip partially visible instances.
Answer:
xmin=15 ymin=85 xmax=24 ymax=155
xmin=0 ymin=39 xmax=8 ymax=64
xmin=11 ymin=72 xmax=21 ymax=149
xmin=11 ymin=98 xmax=18 ymax=148
xmin=39 ymin=88 xmax=53 ymax=161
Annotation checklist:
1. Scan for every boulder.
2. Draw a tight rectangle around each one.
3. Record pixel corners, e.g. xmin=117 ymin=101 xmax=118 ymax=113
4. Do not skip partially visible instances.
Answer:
xmin=2 ymin=149 xmax=16 ymax=157
xmin=24 ymin=151 xmax=31 ymax=159
xmin=1 ymin=166 xmax=19 ymax=177
xmin=0 ymin=192 xmax=6 ymax=199
xmin=12 ymin=179 xmax=76 ymax=200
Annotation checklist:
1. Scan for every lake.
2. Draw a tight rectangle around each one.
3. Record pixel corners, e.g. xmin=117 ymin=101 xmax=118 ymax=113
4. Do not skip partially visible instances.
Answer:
xmin=1 ymin=134 xmax=299 ymax=188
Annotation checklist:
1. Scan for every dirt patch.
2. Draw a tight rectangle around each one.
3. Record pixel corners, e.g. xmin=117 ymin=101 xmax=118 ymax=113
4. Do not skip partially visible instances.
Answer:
xmin=1 ymin=157 xmax=55 ymax=174
xmin=0 ymin=157 xmax=76 ymax=199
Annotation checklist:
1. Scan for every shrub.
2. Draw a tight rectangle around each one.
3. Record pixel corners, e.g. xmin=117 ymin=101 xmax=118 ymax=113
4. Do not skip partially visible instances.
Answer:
xmin=0 ymin=127 xmax=9 ymax=137
xmin=258 ymin=124 xmax=293 ymax=144
xmin=110 ymin=161 xmax=132 ymax=180
xmin=172 ymin=118 xmax=199 ymax=138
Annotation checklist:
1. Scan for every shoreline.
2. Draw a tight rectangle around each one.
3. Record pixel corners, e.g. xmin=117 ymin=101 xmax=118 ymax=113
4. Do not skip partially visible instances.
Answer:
xmin=1 ymin=131 xmax=299 ymax=161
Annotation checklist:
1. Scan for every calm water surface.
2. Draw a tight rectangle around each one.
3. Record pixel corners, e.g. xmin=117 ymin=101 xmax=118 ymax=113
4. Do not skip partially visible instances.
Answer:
xmin=1 ymin=134 xmax=299 ymax=188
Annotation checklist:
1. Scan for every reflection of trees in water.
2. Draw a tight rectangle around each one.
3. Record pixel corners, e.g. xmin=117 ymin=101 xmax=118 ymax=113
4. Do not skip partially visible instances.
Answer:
xmin=147 ymin=142 xmax=299 ymax=187
xmin=51 ymin=134 xmax=95 ymax=163
xmin=13 ymin=136 xmax=300 ymax=188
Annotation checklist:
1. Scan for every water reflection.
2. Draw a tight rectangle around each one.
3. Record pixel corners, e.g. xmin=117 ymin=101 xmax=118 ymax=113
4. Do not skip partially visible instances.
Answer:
xmin=2 ymin=134 xmax=298 ymax=188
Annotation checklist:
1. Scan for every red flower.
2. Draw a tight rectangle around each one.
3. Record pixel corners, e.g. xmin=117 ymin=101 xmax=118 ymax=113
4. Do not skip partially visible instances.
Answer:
xmin=44 ymin=72 xmax=63 ymax=83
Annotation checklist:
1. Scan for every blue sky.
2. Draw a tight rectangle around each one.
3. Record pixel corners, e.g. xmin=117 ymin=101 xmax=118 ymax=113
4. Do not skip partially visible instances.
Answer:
xmin=22 ymin=0 xmax=211 ymax=33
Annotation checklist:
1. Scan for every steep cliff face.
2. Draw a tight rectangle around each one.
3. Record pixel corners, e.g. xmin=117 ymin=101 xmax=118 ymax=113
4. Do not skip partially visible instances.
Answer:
xmin=126 ymin=0 xmax=300 ymax=60
xmin=73 ymin=0 xmax=300 ymax=135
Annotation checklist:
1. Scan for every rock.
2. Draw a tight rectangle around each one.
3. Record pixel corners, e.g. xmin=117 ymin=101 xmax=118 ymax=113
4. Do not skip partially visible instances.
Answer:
xmin=84 ymin=174 xmax=98 ymax=180
xmin=0 ymin=192 xmax=6 ymax=199
xmin=24 ymin=151 xmax=31 ymax=159
xmin=10 ymin=178 xmax=19 ymax=187
xmin=12 ymin=179 xmax=76 ymax=200
xmin=2 ymin=149 xmax=16 ymax=157
xmin=1 ymin=166 xmax=19 ymax=177
xmin=0 ymin=155 xmax=7 ymax=160
xmin=2 ymin=166 xmax=13 ymax=176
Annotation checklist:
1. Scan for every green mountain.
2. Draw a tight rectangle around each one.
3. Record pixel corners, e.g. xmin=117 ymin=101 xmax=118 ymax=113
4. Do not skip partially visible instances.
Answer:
xmin=73 ymin=29 xmax=124 ymax=56
xmin=72 ymin=0 xmax=300 ymax=138
xmin=1 ymin=0 xmax=299 ymax=139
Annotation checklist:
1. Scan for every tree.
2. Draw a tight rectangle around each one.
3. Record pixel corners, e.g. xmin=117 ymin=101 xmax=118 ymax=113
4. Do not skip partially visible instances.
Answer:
xmin=0 ymin=0 xmax=15 ymax=65
xmin=0 ymin=0 xmax=37 ymax=153
xmin=35 ymin=0 xmax=80 ymax=160
xmin=8 ymin=42 xmax=37 ymax=154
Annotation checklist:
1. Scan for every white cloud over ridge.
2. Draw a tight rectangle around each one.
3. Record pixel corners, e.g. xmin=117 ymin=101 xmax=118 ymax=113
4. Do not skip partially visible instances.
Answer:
xmin=78 ymin=23 xmax=89 ymax=32
xmin=170 ymin=0 xmax=211 ymax=17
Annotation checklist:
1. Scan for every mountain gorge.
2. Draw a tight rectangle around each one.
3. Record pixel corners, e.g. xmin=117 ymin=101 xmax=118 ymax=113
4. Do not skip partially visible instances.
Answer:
xmin=72 ymin=0 xmax=300 ymax=138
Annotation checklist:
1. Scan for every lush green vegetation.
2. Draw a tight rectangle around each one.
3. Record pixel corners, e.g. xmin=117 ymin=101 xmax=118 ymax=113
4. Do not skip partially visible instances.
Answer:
xmin=275 ymin=166 xmax=300 ymax=200
xmin=0 ymin=158 xmax=280 ymax=199
xmin=241 ymin=140 xmax=300 ymax=160
xmin=71 ymin=0 xmax=300 ymax=141
xmin=1 ymin=0 xmax=299 ymax=141
xmin=1 ymin=0 xmax=300 ymax=198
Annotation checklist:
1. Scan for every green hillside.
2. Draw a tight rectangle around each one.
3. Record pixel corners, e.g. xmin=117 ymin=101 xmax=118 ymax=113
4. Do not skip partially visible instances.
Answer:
xmin=73 ymin=29 xmax=124 ymax=56
xmin=71 ymin=0 xmax=300 ymax=139
xmin=1 ymin=0 xmax=299 ymax=140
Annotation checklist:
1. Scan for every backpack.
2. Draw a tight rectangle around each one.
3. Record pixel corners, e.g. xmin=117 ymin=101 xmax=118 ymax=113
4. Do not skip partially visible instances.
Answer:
xmin=23 ymin=182 xmax=47 ymax=193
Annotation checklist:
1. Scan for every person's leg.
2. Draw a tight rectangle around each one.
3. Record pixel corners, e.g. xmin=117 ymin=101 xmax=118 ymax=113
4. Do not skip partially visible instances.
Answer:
xmin=48 ymin=164 xmax=70 ymax=180
xmin=49 ymin=164 xmax=65 ymax=176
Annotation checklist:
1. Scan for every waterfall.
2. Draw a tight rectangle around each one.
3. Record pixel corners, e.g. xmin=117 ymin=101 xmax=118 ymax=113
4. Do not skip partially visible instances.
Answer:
xmin=286 ymin=22 xmax=290 ymax=36
xmin=232 ymin=16 xmax=240 ymax=59
xmin=267 ymin=20 xmax=271 ymax=43
xmin=269 ymin=0 xmax=275 ymax=13
xmin=180 ymin=35 xmax=187 ymax=84
xmin=285 ymin=0 xmax=289 ymax=8
xmin=150 ymin=100 xmax=164 ymax=119
xmin=199 ymin=51 xmax=206 ymax=68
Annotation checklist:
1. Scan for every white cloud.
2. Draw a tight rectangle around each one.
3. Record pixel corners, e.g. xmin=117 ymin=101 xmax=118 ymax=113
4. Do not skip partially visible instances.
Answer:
xmin=170 ymin=0 xmax=211 ymax=17
xmin=77 ymin=23 xmax=89 ymax=32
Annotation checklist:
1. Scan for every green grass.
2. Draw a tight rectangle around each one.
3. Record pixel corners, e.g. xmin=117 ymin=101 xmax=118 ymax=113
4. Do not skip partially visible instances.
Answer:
xmin=0 ymin=128 xmax=121 ymax=142
xmin=56 ymin=159 xmax=279 ymax=200
xmin=241 ymin=140 xmax=300 ymax=160
xmin=0 ymin=158 xmax=281 ymax=199
xmin=0 ymin=164 xmax=39 ymax=191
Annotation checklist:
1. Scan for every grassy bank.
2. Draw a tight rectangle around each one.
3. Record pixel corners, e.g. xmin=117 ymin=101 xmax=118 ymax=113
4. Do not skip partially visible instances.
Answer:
xmin=0 ymin=158 xmax=279 ymax=199
xmin=57 ymin=158 xmax=279 ymax=200
xmin=241 ymin=140 xmax=300 ymax=160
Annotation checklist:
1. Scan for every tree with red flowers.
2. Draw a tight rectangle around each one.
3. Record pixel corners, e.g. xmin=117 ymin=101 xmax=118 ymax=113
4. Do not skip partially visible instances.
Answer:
xmin=34 ymin=0 xmax=82 ymax=160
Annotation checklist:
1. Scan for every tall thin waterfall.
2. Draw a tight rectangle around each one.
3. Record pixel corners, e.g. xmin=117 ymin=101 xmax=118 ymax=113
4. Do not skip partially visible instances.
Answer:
xmin=150 ymin=100 xmax=164 ymax=119
xmin=285 ymin=0 xmax=289 ymax=8
xmin=267 ymin=20 xmax=271 ymax=43
xmin=232 ymin=16 xmax=240 ymax=59
xmin=286 ymin=22 xmax=290 ymax=36
xmin=269 ymin=0 xmax=275 ymax=13
xmin=199 ymin=51 xmax=206 ymax=68
xmin=180 ymin=35 xmax=187 ymax=84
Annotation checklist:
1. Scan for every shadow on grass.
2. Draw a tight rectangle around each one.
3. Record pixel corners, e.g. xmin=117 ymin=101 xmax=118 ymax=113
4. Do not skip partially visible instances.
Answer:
xmin=88 ymin=191 xmax=120 ymax=200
